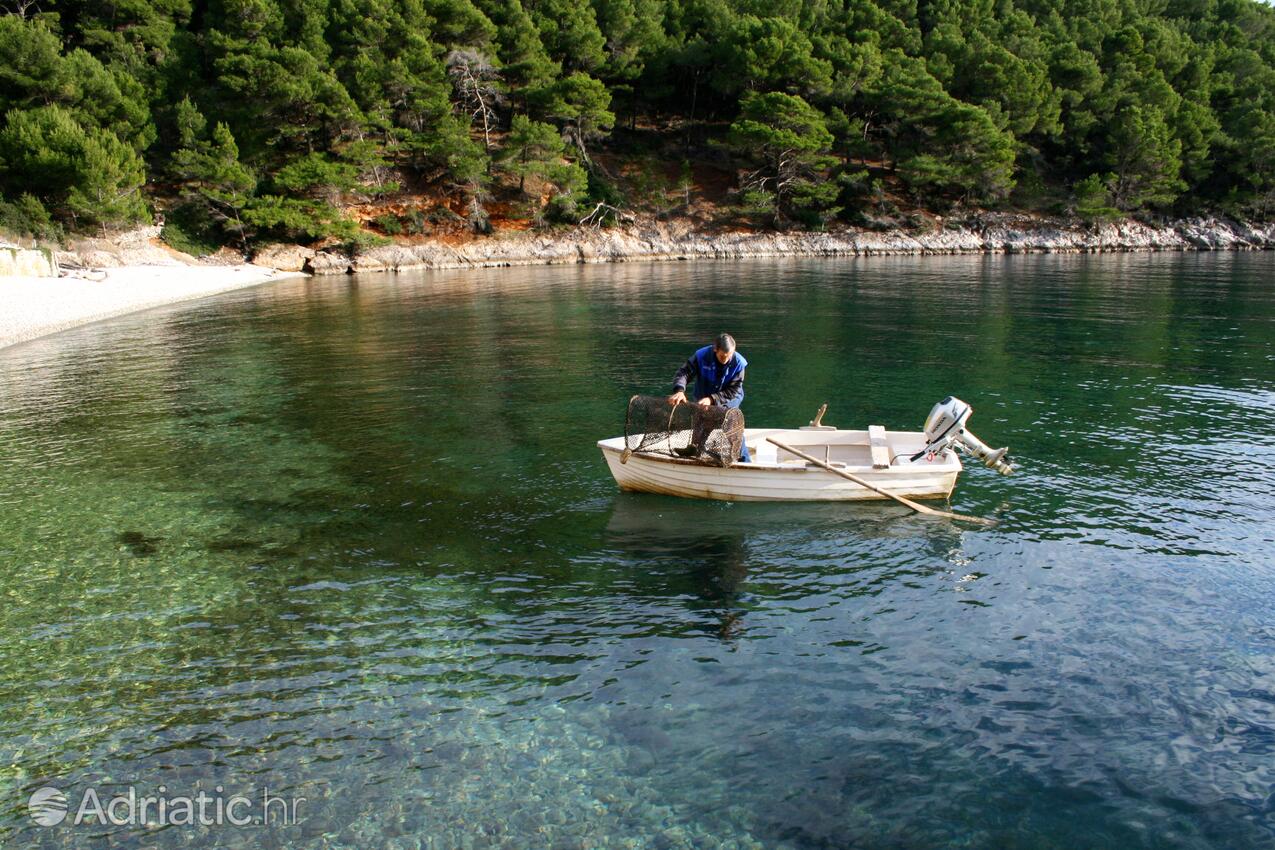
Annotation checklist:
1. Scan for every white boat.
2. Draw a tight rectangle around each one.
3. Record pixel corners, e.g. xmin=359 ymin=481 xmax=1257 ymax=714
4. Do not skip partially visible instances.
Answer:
xmin=598 ymin=425 xmax=962 ymax=502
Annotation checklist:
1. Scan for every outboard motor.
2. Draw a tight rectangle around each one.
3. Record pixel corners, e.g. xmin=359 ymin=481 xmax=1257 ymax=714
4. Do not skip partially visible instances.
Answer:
xmin=915 ymin=396 xmax=1014 ymax=475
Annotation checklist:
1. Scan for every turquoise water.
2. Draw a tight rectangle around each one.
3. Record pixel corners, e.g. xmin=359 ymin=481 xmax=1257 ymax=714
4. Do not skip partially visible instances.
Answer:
xmin=1 ymin=253 xmax=1273 ymax=849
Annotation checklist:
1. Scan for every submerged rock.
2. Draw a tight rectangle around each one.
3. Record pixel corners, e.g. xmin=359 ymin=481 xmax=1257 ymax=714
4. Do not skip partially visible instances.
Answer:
xmin=117 ymin=530 xmax=161 ymax=556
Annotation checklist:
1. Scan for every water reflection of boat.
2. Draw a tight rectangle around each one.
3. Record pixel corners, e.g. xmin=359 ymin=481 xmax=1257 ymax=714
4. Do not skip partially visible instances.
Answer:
xmin=603 ymin=497 xmax=753 ymax=640
xmin=600 ymin=494 xmax=972 ymax=642
xmin=603 ymin=490 xmax=967 ymax=546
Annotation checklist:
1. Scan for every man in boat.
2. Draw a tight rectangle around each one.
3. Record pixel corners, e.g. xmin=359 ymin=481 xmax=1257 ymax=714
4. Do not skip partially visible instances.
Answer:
xmin=667 ymin=333 xmax=751 ymax=462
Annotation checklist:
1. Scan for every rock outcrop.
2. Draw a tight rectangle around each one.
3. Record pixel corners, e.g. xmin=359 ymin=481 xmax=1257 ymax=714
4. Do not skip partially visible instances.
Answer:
xmin=0 ymin=244 xmax=58 ymax=277
xmin=305 ymin=251 xmax=352 ymax=275
xmin=253 ymin=243 xmax=315 ymax=272
xmin=0 ymin=242 xmax=59 ymax=279
xmin=55 ymin=225 xmax=196 ymax=269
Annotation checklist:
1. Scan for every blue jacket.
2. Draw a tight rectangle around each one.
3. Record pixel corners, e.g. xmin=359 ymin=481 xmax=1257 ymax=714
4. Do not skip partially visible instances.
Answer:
xmin=673 ymin=345 xmax=747 ymax=406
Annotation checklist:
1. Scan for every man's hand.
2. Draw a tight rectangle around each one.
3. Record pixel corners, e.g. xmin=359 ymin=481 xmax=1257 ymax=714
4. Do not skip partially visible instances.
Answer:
xmin=668 ymin=390 xmax=687 ymax=405
xmin=697 ymin=396 xmax=713 ymax=407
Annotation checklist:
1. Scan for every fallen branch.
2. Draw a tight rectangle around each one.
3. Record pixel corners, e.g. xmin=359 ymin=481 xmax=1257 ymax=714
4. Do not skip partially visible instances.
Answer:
xmin=578 ymin=202 xmax=632 ymax=228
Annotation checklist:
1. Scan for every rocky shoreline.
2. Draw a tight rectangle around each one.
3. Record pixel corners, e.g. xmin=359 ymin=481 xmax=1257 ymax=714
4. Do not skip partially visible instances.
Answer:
xmin=12 ymin=213 xmax=1272 ymax=279
xmin=294 ymin=213 xmax=1275 ymax=276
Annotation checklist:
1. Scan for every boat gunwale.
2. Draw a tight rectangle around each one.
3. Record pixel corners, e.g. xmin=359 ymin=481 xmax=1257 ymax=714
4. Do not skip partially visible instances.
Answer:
xmin=596 ymin=436 xmax=962 ymax=475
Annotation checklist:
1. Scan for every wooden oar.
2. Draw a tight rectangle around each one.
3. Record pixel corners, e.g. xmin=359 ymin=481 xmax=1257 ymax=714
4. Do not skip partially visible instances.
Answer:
xmin=766 ymin=437 xmax=996 ymax=526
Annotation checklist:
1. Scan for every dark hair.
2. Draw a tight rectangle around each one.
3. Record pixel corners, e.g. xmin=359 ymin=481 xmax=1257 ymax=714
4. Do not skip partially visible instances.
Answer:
xmin=714 ymin=333 xmax=736 ymax=352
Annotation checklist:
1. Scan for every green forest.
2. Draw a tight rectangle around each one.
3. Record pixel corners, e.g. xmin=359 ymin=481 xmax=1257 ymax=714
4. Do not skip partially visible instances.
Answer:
xmin=1 ymin=0 xmax=1274 ymax=249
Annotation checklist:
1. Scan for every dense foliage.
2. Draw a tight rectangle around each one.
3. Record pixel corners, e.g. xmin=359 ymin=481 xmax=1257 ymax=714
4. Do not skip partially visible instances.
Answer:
xmin=1 ymin=0 xmax=1274 ymax=243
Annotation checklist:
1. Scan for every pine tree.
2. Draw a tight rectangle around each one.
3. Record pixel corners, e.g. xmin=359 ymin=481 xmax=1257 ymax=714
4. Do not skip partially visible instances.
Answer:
xmin=0 ymin=16 xmax=155 ymax=152
xmin=0 ymin=15 xmax=64 ymax=114
xmin=498 ymin=113 xmax=585 ymax=197
xmin=473 ymin=0 xmax=560 ymax=102
xmin=206 ymin=0 xmax=359 ymax=156
xmin=533 ymin=72 xmax=614 ymax=168
xmin=67 ymin=130 xmax=150 ymax=231
xmin=0 ymin=105 xmax=148 ymax=231
xmin=171 ymin=98 xmax=257 ymax=247
xmin=706 ymin=13 xmax=834 ymax=100
xmin=1073 ymin=173 xmax=1120 ymax=221
xmin=1104 ymin=104 xmax=1185 ymax=209
xmin=725 ymin=91 xmax=839 ymax=226
xmin=423 ymin=0 xmax=499 ymax=47
xmin=52 ymin=0 xmax=193 ymax=75
xmin=525 ymin=0 xmax=606 ymax=71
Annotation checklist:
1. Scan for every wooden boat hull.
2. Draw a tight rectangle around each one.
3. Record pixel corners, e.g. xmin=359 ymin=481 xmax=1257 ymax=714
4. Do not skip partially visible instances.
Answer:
xmin=598 ymin=427 xmax=961 ymax=502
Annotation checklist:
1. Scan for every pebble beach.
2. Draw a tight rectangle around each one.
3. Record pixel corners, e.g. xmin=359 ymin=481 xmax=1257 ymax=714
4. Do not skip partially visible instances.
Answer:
xmin=0 ymin=265 xmax=306 ymax=351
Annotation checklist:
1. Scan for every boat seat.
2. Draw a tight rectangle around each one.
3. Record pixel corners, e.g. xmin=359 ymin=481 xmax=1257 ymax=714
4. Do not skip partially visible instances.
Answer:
xmin=868 ymin=425 xmax=891 ymax=469
xmin=749 ymin=441 xmax=778 ymax=464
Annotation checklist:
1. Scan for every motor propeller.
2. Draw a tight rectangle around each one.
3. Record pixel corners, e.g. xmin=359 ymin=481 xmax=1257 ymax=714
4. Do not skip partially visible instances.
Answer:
xmin=916 ymin=396 xmax=1014 ymax=475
